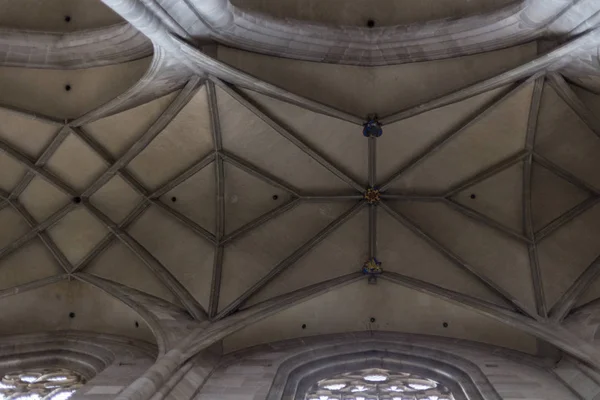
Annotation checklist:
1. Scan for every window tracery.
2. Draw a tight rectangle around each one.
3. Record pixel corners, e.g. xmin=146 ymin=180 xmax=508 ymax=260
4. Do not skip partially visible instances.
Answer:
xmin=0 ymin=369 xmax=84 ymax=400
xmin=305 ymin=368 xmax=454 ymax=400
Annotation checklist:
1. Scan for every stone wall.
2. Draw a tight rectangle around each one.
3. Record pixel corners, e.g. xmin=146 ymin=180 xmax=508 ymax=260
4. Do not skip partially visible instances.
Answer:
xmin=190 ymin=332 xmax=578 ymax=400
xmin=0 ymin=331 xmax=156 ymax=400
xmin=1 ymin=331 xmax=584 ymax=399
xmin=554 ymin=357 xmax=600 ymax=400
xmin=165 ymin=344 xmax=223 ymax=400
xmin=73 ymin=357 xmax=155 ymax=400
xmin=559 ymin=302 xmax=600 ymax=400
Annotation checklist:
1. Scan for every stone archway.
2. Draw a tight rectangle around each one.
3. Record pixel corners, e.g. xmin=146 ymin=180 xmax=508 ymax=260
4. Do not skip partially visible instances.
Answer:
xmin=266 ymin=341 xmax=501 ymax=400
xmin=301 ymin=366 xmax=454 ymax=400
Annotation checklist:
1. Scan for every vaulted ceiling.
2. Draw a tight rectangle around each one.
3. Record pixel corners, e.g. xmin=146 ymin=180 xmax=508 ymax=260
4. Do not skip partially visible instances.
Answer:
xmin=230 ymin=0 xmax=514 ymax=26
xmin=0 ymin=0 xmax=599 ymax=364
xmin=0 ymin=0 xmax=122 ymax=31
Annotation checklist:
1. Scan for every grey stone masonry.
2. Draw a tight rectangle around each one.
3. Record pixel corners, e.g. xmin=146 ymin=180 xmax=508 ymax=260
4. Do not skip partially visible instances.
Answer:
xmin=554 ymin=357 xmax=600 ymax=400
xmin=0 ymin=23 xmax=151 ymax=68
xmin=193 ymin=332 xmax=578 ymax=400
xmin=0 ymin=331 xmax=156 ymax=400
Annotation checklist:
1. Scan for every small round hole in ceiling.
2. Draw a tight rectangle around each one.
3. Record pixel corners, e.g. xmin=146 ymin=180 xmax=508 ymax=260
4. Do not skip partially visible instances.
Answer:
xmin=301 ymin=324 xmax=307 ymax=329
xmin=272 ymin=194 xmax=279 ymax=200
xmin=72 ymin=196 xmax=81 ymax=204
xmin=367 ymin=19 xmax=375 ymax=28
xmin=64 ymin=15 xmax=71 ymax=23
xmin=470 ymin=193 xmax=476 ymax=199
xmin=171 ymin=196 xmax=177 ymax=203
xmin=370 ymin=317 xmax=376 ymax=323
xmin=135 ymin=321 xmax=139 ymax=328
xmin=65 ymin=84 xmax=72 ymax=92
xmin=69 ymin=312 xmax=76 ymax=319
xmin=443 ymin=322 xmax=449 ymax=328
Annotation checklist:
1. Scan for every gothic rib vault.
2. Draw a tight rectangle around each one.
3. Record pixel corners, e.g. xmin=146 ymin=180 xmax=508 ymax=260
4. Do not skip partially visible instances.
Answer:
xmin=1 ymin=1 xmax=600 ymax=398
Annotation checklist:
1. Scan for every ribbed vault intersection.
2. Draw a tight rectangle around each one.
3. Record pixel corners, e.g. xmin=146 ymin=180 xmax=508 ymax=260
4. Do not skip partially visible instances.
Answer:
xmin=0 ymin=3 xmax=599 ymax=389
xmin=0 ymin=64 xmax=599 ymax=358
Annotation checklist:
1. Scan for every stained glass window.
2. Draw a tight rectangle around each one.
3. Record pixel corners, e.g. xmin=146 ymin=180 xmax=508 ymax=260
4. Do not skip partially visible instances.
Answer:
xmin=305 ymin=368 xmax=454 ymax=400
xmin=0 ymin=369 xmax=84 ymax=400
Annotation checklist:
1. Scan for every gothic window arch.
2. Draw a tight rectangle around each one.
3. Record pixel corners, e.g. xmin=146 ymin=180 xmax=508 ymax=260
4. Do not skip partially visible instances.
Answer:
xmin=0 ymin=369 xmax=84 ymax=400
xmin=304 ymin=368 xmax=454 ymax=400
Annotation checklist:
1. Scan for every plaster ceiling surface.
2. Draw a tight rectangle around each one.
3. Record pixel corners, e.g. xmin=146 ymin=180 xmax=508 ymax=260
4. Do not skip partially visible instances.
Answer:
xmin=0 ymin=57 xmax=152 ymax=119
xmin=0 ymin=0 xmax=123 ymax=31
xmin=230 ymin=0 xmax=518 ymax=26
xmin=217 ymin=43 xmax=538 ymax=118
xmin=0 ymin=3 xmax=599 ymax=357
xmin=224 ymin=279 xmax=539 ymax=354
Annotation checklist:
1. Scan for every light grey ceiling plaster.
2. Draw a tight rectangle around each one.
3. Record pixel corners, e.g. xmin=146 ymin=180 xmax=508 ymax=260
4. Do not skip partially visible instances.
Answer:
xmin=0 ymin=68 xmax=598 ymax=357
xmin=230 ymin=0 xmax=517 ymax=26
xmin=0 ymin=0 xmax=599 ymax=368
xmin=0 ymin=0 xmax=122 ymax=31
